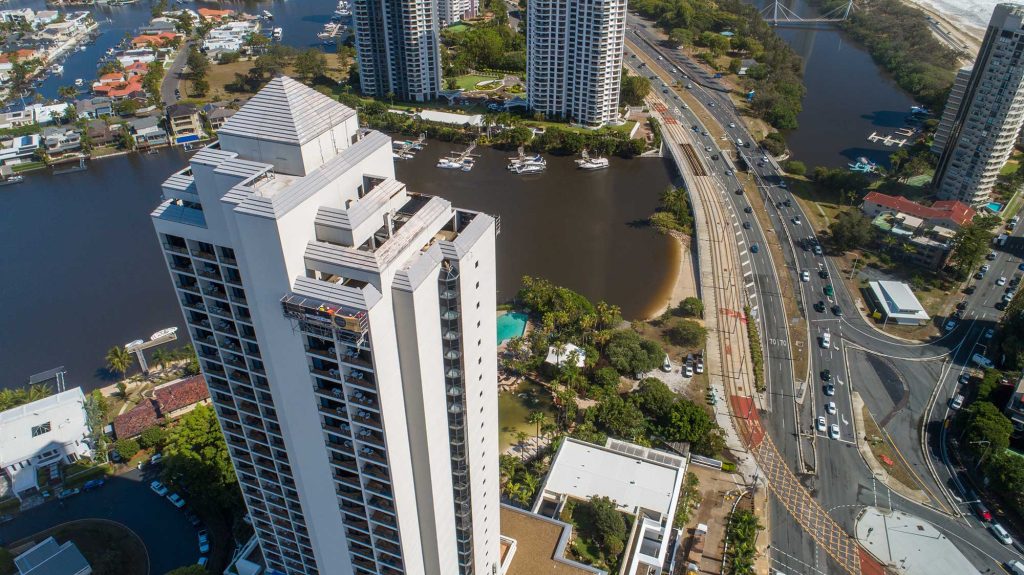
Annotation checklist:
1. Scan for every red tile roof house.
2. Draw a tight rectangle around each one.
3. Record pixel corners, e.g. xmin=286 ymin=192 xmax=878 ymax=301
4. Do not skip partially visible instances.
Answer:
xmin=860 ymin=192 xmax=976 ymax=230
xmin=130 ymin=32 xmax=179 ymax=49
xmin=198 ymin=8 xmax=235 ymax=21
xmin=92 ymin=63 xmax=149 ymax=100
xmin=113 ymin=375 xmax=211 ymax=439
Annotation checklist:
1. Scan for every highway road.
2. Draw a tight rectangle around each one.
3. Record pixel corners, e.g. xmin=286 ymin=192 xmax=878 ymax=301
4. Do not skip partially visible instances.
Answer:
xmin=625 ymin=11 xmax=1024 ymax=574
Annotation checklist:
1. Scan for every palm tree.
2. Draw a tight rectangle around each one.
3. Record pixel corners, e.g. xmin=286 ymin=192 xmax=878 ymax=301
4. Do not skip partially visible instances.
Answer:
xmin=514 ymin=430 xmax=530 ymax=461
xmin=151 ymin=348 xmax=171 ymax=371
xmin=105 ymin=345 xmax=134 ymax=380
xmin=527 ymin=411 xmax=548 ymax=450
xmin=57 ymin=85 xmax=78 ymax=101
xmin=27 ymin=383 xmax=51 ymax=403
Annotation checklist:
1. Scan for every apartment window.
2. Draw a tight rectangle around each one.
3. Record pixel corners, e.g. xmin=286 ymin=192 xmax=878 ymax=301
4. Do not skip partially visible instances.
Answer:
xmin=31 ymin=422 xmax=51 ymax=437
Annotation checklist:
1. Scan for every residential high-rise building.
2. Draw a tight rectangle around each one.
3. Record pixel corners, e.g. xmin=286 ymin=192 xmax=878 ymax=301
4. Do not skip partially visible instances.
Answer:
xmin=438 ymin=0 xmax=476 ymax=26
xmin=150 ymin=77 xmax=500 ymax=575
xmin=353 ymin=0 xmax=442 ymax=102
xmin=932 ymin=3 xmax=1024 ymax=206
xmin=526 ymin=0 xmax=628 ymax=127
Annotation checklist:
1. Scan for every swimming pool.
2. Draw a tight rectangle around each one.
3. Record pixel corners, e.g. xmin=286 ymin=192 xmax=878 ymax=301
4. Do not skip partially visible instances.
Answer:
xmin=988 ymin=202 xmax=1003 ymax=213
xmin=496 ymin=312 xmax=528 ymax=344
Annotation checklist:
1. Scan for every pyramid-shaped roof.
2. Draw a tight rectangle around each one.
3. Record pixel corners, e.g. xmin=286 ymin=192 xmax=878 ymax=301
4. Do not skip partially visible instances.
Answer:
xmin=217 ymin=76 xmax=357 ymax=146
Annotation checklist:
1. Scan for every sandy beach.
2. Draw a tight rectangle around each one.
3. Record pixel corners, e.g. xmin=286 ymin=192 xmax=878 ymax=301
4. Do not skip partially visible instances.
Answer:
xmin=903 ymin=0 xmax=987 ymax=59
xmin=647 ymin=233 xmax=698 ymax=320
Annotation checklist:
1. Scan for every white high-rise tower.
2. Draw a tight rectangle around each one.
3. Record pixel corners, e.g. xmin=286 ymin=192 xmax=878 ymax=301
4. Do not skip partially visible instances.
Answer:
xmin=352 ymin=0 xmax=442 ymax=102
xmin=526 ymin=0 xmax=628 ymax=127
xmin=151 ymin=77 xmax=500 ymax=575
xmin=932 ymin=3 xmax=1024 ymax=205
xmin=438 ymin=0 xmax=477 ymax=26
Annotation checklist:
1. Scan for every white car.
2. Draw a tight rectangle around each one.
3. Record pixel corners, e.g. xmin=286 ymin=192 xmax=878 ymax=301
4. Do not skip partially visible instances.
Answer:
xmin=821 ymin=330 xmax=831 ymax=348
xmin=826 ymin=401 xmax=837 ymax=415
xmin=816 ymin=416 xmax=826 ymax=433
xmin=683 ymin=365 xmax=694 ymax=377
xmin=997 ymin=276 xmax=1007 ymax=286
xmin=991 ymin=522 xmax=1014 ymax=545
xmin=167 ymin=493 xmax=186 ymax=508
xmin=792 ymin=216 xmax=802 ymax=225
xmin=150 ymin=481 xmax=169 ymax=497
xmin=829 ymin=424 xmax=840 ymax=440
xmin=801 ymin=271 xmax=810 ymax=282
xmin=729 ymin=122 xmax=736 ymax=128
xmin=705 ymin=146 xmax=713 ymax=152
xmin=661 ymin=354 xmax=672 ymax=372
xmin=695 ymin=360 xmax=704 ymax=374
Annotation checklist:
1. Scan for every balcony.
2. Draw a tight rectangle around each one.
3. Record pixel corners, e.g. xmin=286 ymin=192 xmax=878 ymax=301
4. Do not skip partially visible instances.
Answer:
xmin=362 ymin=463 xmax=390 ymax=482
xmin=369 ymin=510 xmax=397 ymax=529
xmin=355 ymin=429 xmax=385 ymax=450
xmin=373 ymin=526 xmax=400 ymax=544
xmin=192 ymin=248 xmax=217 ymax=262
xmin=306 ymin=345 xmax=337 ymax=360
xmin=354 ymin=409 xmax=382 ymax=430
xmin=364 ymin=479 xmax=392 ymax=498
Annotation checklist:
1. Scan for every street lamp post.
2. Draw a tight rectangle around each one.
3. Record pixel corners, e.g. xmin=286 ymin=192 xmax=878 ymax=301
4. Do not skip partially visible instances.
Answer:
xmin=969 ymin=440 xmax=992 ymax=471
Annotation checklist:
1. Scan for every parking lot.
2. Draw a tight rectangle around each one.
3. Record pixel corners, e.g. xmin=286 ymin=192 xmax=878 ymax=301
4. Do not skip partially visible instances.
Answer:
xmin=2 ymin=466 xmax=201 ymax=574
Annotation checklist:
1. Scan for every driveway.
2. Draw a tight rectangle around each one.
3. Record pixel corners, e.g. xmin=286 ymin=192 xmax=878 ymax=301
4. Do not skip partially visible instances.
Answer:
xmin=2 ymin=467 xmax=199 ymax=574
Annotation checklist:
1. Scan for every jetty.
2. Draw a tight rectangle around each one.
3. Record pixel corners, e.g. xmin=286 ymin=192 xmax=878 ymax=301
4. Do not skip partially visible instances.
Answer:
xmin=437 ymin=141 xmax=479 ymax=172
xmin=867 ymin=132 xmax=908 ymax=147
xmin=392 ymin=133 xmax=426 ymax=159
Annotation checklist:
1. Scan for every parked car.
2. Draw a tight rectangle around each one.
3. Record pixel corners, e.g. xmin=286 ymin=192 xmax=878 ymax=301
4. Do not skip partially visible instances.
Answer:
xmin=944 ymin=319 xmax=957 ymax=332
xmin=57 ymin=488 xmax=80 ymax=500
xmin=198 ymin=530 xmax=210 ymax=554
xmin=150 ymin=481 xmax=169 ymax=497
xmin=661 ymin=354 xmax=672 ymax=372
xmin=991 ymin=522 xmax=1014 ymax=545
xmin=997 ymin=277 xmax=1007 ymax=286
xmin=959 ymin=373 xmax=971 ymax=385
xmin=150 ymin=453 xmax=164 ymax=465
xmin=816 ymin=416 xmax=827 ymax=433
xmin=81 ymin=479 xmax=105 ymax=491
xmin=167 ymin=493 xmax=186 ymax=508
xmin=695 ymin=359 xmax=704 ymax=374
xmin=198 ymin=557 xmax=208 ymax=567
xmin=984 ymin=328 xmax=995 ymax=339
xmin=950 ymin=395 xmax=964 ymax=409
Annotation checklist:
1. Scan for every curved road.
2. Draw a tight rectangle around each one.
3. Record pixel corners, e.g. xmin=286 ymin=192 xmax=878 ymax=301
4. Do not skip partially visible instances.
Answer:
xmin=626 ymin=12 xmax=1024 ymax=574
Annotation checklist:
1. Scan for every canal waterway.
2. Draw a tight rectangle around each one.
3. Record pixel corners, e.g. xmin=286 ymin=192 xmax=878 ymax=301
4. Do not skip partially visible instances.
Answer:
xmin=744 ymin=0 xmax=920 ymax=169
xmin=3 ymin=0 xmax=341 ymax=102
xmin=0 ymin=144 xmax=675 ymax=392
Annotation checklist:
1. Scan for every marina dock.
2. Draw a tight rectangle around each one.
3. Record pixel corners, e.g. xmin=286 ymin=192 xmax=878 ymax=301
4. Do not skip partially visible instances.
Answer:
xmin=867 ymin=131 xmax=908 ymax=147
xmin=437 ymin=141 xmax=479 ymax=172
xmin=392 ymin=133 xmax=426 ymax=160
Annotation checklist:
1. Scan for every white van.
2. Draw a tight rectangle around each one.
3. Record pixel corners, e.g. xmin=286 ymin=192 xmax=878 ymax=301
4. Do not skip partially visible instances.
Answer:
xmin=1006 ymin=559 xmax=1024 ymax=575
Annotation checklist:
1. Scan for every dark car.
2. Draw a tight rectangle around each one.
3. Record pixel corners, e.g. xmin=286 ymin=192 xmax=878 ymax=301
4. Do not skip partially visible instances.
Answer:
xmin=959 ymin=373 xmax=971 ymax=385
xmin=744 ymin=206 xmax=752 ymax=214
xmin=819 ymin=269 xmax=829 ymax=279
xmin=814 ymin=301 xmax=826 ymax=313
xmin=831 ymin=305 xmax=842 ymax=316
xmin=821 ymin=369 xmax=832 ymax=381
xmin=965 ymin=285 xmax=977 ymax=295
xmin=750 ymin=244 xmax=759 ymax=253
xmin=735 ymin=188 xmax=743 ymax=195
xmin=956 ymin=301 xmax=968 ymax=310
xmin=82 ymin=479 xmax=105 ymax=491
xmin=783 ymin=199 xmax=792 ymax=207
xmin=742 ymin=221 xmax=752 ymax=229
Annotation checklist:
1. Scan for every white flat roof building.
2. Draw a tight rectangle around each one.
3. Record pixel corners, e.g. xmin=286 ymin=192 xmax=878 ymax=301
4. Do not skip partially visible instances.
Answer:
xmin=533 ymin=438 xmax=687 ymax=575
xmin=0 ymin=388 xmax=93 ymax=498
xmin=151 ymin=76 xmax=499 ymax=575
xmin=868 ymin=281 xmax=930 ymax=325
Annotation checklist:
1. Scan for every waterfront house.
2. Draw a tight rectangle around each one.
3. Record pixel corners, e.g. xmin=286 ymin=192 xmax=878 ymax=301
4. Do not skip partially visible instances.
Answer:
xmin=130 ymin=32 xmax=179 ymax=49
xmin=869 ymin=212 xmax=952 ymax=269
xmin=861 ymin=191 xmax=975 ymax=230
xmin=116 ymin=48 xmax=159 ymax=68
xmin=14 ymin=537 xmax=91 ymax=575
xmin=113 ymin=375 xmax=210 ymax=439
xmin=165 ymin=102 xmax=204 ymax=144
xmin=198 ymin=7 xmax=235 ymax=21
xmin=139 ymin=18 xmax=178 ymax=35
xmin=201 ymin=20 xmax=259 ymax=52
xmin=0 ymin=8 xmax=35 ymax=26
xmin=33 ymin=10 xmax=59 ymax=26
xmin=30 ymin=102 xmax=73 ymax=125
xmin=42 ymin=126 xmax=82 ymax=155
xmin=75 ymin=96 xmax=113 ymax=119
xmin=0 ymin=387 xmax=93 ymax=500
xmin=0 ymin=134 xmax=41 ymax=165
xmin=128 ymin=116 xmax=168 ymax=148
xmin=85 ymin=119 xmax=122 ymax=147
xmin=202 ymin=102 xmax=236 ymax=131
xmin=0 ymin=108 xmax=35 ymax=130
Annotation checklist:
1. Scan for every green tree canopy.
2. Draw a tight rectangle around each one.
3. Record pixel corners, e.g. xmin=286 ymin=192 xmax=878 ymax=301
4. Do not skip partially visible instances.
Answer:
xmin=948 ymin=220 xmax=996 ymax=280
xmin=960 ymin=401 xmax=1013 ymax=457
xmin=677 ymin=297 xmax=704 ymax=318
xmin=664 ymin=320 xmax=707 ymax=348
xmin=828 ymin=210 xmax=875 ymax=252
xmin=593 ymin=394 xmax=646 ymax=440
xmin=294 ymin=48 xmax=329 ymax=80
xmin=604 ymin=329 xmax=664 ymax=375
xmin=619 ymin=73 xmax=651 ymax=106
xmin=162 ymin=404 xmax=239 ymax=511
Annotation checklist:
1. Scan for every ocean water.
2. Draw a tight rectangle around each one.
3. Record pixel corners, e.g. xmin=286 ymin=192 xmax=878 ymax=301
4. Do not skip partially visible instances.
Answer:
xmin=909 ymin=0 xmax=997 ymax=31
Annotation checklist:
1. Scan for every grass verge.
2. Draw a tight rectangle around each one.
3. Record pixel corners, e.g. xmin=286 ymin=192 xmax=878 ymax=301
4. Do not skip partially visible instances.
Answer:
xmin=744 ymin=306 xmax=765 ymax=392
xmin=861 ymin=405 xmax=924 ymax=491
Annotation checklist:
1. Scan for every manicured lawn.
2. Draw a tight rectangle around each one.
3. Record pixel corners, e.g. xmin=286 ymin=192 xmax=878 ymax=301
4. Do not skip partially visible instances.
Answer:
xmin=452 ymin=74 xmax=502 ymax=91
xmin=11 ymin=161 xmax=44 ymax=173
xmin=446 ymin=23 xmax=471 ymax=33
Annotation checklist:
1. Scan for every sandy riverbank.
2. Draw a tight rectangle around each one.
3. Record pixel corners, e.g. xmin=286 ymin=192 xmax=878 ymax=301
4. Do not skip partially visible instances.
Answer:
xmin=646 ymin=232 xmax=698 ymax=320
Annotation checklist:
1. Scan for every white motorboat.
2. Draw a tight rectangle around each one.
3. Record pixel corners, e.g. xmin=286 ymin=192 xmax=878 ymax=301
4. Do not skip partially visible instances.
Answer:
xmin=511 ymin=162 xmax=545 ymax=174
xmin=393 ymin=151 xmax=413 ymax=160
xmin=272 ymin=27 xmax=283 ymax=40
xmin=151 ymin=326 xmax=179 ymax=340
xmin=262 ymin=10 xmax=274 ymax=19
xmin=125 ymin=339 xmax=144 ymax=349
xmin=460 ymin=158 xmax=475 ymax=172
xmin=74 ymin=78 xmax=84 ymax=87
xmin=51 ymin=64 xmax=64 ymax=75
xmin=437 ymin=158 xmax=461 ymax=169
xmin=575 ymin=149 xmax=609 ymax=170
